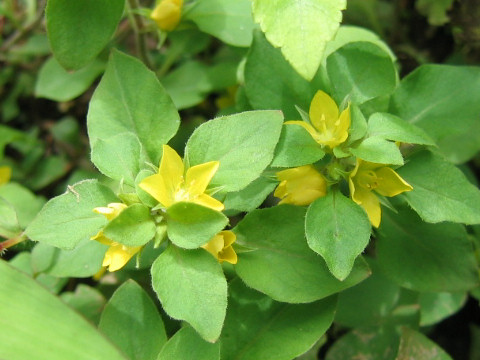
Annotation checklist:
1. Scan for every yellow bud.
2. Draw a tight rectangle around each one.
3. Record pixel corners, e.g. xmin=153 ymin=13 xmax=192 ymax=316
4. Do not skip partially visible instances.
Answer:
xmin=151 ymin=0 xmax=183 ymax=31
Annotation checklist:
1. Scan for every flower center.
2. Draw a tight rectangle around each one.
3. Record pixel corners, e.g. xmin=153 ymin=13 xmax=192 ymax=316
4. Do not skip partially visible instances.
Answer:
xmin=357 ymin=170 xmax=380 ymax=190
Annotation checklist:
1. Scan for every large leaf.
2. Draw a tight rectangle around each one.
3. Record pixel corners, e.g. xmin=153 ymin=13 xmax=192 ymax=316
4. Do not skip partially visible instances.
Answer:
xmin=234 ymin=205 xmax=371 ymax=303
xmin=390 ymin=65 xmax=480 ymax=163
xmin=252 ymin=0 xmax=346 ymax=80
xmin=306 ymin=190 xmax=371 ymax=280
xmin=419 ymin=292 xmax=467 ymax=327
xmin=220 ymin=279 xmax=336 ymax=360
xmin=46 ymin=0 xmax=124 ymax=70
xmin=397 ymin=151 xmax=480 ymax=224
xmin=185 ymin=0 xmax=255 ymax=47
xmin=0 ymin=260 xmax=127 ymax=360
xmin=151 ymin=245 xmax=227 ymax=342
xmin=396 ymin=328 xmax=453 ymax=360
xmin=99 ymin=280 xmax=167 ymax=360
xmin=376 ymin=207 xmax=479 ymax=292
xmin=185 ymin=110 xmax=283 ymax=192
xmin=88 ymin=50 xmax=180 ymax=166
xmin=25 ymin=180 xmax=118 ymax=249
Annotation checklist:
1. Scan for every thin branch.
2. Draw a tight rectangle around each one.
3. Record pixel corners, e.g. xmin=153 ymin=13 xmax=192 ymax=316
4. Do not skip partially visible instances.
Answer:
xmin=126 ymin=0 xmax=154 ymax=70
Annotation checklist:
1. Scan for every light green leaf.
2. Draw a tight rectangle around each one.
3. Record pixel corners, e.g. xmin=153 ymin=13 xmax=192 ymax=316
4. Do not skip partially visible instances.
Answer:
xmin=151 ymin=245 xmax=228 ymax=342
xmin=99 ymin=280 xmax=167 ymax=360
xmin=416 ymin=0 xmax=454 ymax=26
xmin=220 ymin=279 xmax=336 ymax=360
xmin=271 ymin=124 xmax=325 ymax=168
xmin=377 ymin=207 xmax=479 ymax=292
xmin=25 ymin=180 xmax=118 ymax=249
xmin=46 ymin=0 xmax=124 ymax=70
xmin=103 ymin=204 xmax=156 ymax=247
xmin=350 ymin=136 xmax=404 ymax=165
xmin=60 ymin=285 xmax=106 ymax=325
xmin=35 ymin=57 xmax=105 ymax=101
xmin=186 ymin=110 xmax=283 ymax=192
xmin=0 ymin=125 xmax=24 ymax=157
xmin=87 ymin=50 xmax=180 ymax=165
xmin=397 ymin=151 xmax=480 ymax=224
xmin=419 ymin=292 xmax=467 ymax=327
xmin=166 ymin=202 xmax=228 ymax=249
xmin=157 ymin=326 xmax=220 ymax=360
xmin=185 ymin=0 xmax=255 ymax=47
xmin=327 ymin=42 xmax=397 ymax=104
xmin=91 ymin=133 xmax=144 ymax=186
xmin=367 ymin=112 xmax=435 ymax=145
xmin=0 ymin=260 xmax=128 ymax=360
xmin=396 ymin=327 xmax=453 ymax=360
xmin=224 ymin=176 xmax=277 ymax=213
xmin=306 ymin=190 xmax=371 ymax=281
xmin=390 ymin=65 xmax=480 ymax=164
xmin=252 ymin=0 xmax=346 ymax=80
xmin=234 ymin=205 xmax=371 ymax=303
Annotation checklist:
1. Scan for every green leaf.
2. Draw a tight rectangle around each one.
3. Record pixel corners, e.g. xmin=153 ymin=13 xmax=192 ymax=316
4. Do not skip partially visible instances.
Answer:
xmin=350 ymin=136 xmax=404 ymax=165
xmin=397 ymin=151 xmax=480 ymax=224
xmin=367 ymin=113 xmax=435 ymax=145
xmin=377 ymin=207 xmax=479 ymax=292
xmin=327 ymin=42 xmax=397 ymax=104
xmin=0 ymin=197 xmax=21 ymax=238
xmin=87 ymin=50 xmax=180 ymax=165
xmin=166 ymin=202 xmax=228 ymax=249
xmin=185 ymin=110 xmax=283 ymax=192
xmin=0 ymin=260 xmax=128 ymax=360
xmin=271 ymin=124 xmax=325 ymax=168
xmin=306 ymin=190 xmax=371 ymax=281
xmin=224 ymin=176 xmax=277 ymax=213
xmin=234 ymin=205 xmax=371 ymax=303
xmin=396 ymin=327 xmax=453 ymax=360
xmin=99 ymin=280 xmax=167 ymax=360
xmin=31 ymin=240 xmax=106 ymax=278
xmin=252 ymin=0 xmax=346 ymax=80
xmin=46 ymin=0 xmax=124 ymax=70
xmin=157 ymin=326 xmax=220 ymax=360
xmin=185 ymin=0 xmax=255 ymax=47
xmin=0 ymin=125 xmax=24 ymax=157
xmin=91 ymin=133 xmax=144 ymax=187
xmin=103 ymin=204 xmax=156 ymax=247
xmin=35 ymin=57 xmax=105 ymax=101
xmin=419 ymin=292 xmax=467 ymax=327
xmin=60 ymin=285 xmax=106 ymax=325
xmin=220 ymin=279 xmax=336 ymax=360
xmin=25 ymin=180 xmax=118 ymax=249
xmin=390 ymin=65 xmax=480 ymax=164
xmin=415 ymin=0 xmax=454 ymax=26
xmin=151 ymin=245 xmax=228 ymax=342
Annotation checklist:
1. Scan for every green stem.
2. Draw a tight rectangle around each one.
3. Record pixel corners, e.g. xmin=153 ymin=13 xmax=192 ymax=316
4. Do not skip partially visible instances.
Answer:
xmin=0 ymin=233 xmax=27 ymax=253
xmin=126 ymin=0 xmax=154 ymax=70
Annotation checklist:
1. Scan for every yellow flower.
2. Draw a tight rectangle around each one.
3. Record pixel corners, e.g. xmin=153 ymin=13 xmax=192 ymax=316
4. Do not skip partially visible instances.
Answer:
xmin=349 ymin=160 xmax=413 ymax=228
xmin=274 ymin=165 xmax=327 ymax=206
xmin=139 ymin=145 xmax=224 ymax=211
xmin=151 ymin=0 xmax=183 ymax=31
xmin=202 ymin=230 xmax=237 ymax=264
xmin=286 ymin=90 xmax=350 ymax=149
xmin=91 ymin=203 xmax=142 ymax=272
xmin=0 ymin=166 xmax=11 ymax=186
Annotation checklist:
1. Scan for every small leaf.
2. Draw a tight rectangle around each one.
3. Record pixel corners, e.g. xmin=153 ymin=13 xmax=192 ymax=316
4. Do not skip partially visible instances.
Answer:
xmin=99 ymin=280 xmax=167 ymax=360
xmin=158 ymin=326 xmax=220 ymax=360
xmin=350 ymin=137 xmax=404 ymax=165
xmin=46 ymin=0 xmax=124 ymax=70
xmin=151 ymin=245 xmax=228 ymax=342
xmin=252 ymin=0 xmax=346 ymax=80
xmin=396 ymin=327 xmax=453 ymax=360
xmin=224 ymin=177 xmax=277 ymax=213
xmin=419 ymin=292 xmax=467 ymax=327
xmin=306 ymin=190 xmax=371 ymax=280
xmin=166 ymin=202 xmax=228 ymax=249
xmin=25 ymin=180 xmax=118 ymax=249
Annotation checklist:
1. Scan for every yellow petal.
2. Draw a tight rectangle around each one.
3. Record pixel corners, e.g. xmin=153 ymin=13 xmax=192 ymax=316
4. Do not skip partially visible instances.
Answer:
xmin=309 ymin=90 xmax=339 ymax=132
xmin=273 ymin=180 xmax=288 ymax=199
xmin=0 ymin=166 xmax=11 ymax=186
xmin=333 ymin=103 xmax=351 ymax=145
xmin=351 ymin=185 xmax=381 ymax=228
xmin=374 ymin=167 xmax=413 ymax=197
xmin=139 ymin=173 xmax=174 ymax=208
xmin=285 ymin=121 xmax=319 ymax=142
xmin=151 ymin=0 xmax=183 ymax=31
xmin=221 ymin=230 xmax=236 ymax=247
xmin=218 ymin=245 xmax=237 ymax=264
xmin=90 ymin=230 xmax=113 ymax=246
xmin=159 ymin=144 xmax=184 ymax=193
xmin=192 ymin=193 xmax=225 ymax=211
xmin=185 ymin=161 xmax=219 ymax=197
xmin=279 ymin=189 xmax=326 ymax=206
xmin=202 ymin=234 xmax=224 ymax=258
xmin=102 ymin=243 xmax=142 ymax=272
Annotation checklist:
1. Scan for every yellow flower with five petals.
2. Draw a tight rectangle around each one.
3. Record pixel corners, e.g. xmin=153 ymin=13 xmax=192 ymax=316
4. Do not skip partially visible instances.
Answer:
xmin=274 ymin=165 xmax=327 ymax=206
xmin=202 ymin=230 xmax=237 ymax=264
xmin=0 ymin=166 xmax=11 ymax=186
xmin=349 ymin=160 xmax=413 ymax=228
xmin=91 ymin=203 xmax=142 ymax=272
xmin=151 ymin=0 xmax=183 ymax=31
xmin=139 ymin=145 xmax=224 ymax=211
xmin=286 ymin=90 xmax=350 ymax=149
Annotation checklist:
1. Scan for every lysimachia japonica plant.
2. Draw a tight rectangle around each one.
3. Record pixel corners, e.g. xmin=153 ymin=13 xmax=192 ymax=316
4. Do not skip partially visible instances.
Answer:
xmin=1 ymin=0 xmax=480 ymax=359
